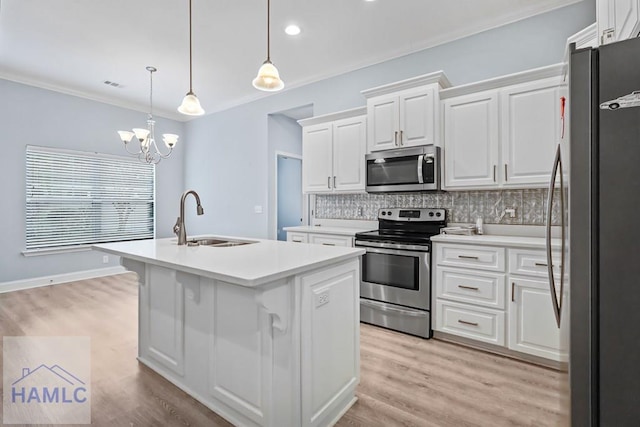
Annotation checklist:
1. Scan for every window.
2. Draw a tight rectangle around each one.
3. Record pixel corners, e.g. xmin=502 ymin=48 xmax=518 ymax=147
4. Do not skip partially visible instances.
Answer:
xmin=25 ymin=146 xmax=155 ymax=252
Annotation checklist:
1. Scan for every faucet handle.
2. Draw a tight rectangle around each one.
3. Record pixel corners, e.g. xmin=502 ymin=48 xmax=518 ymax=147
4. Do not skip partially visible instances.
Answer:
xmin=173 ymin=217 xmax=181 ymax=236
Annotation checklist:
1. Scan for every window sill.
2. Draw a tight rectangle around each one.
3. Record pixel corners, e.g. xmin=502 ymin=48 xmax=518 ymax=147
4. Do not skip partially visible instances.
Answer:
xmin=22 ymin=245 xmax=95 ymax=257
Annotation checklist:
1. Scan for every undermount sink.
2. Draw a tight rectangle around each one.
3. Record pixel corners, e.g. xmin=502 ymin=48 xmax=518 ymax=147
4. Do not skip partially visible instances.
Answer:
xmin=186 ymin=237 xmax=257 ymax=247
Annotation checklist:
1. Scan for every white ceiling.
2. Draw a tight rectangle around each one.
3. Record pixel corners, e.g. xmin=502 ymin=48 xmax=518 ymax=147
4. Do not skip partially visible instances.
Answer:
xmin=0 ymin=0 xmax=580 ymax=121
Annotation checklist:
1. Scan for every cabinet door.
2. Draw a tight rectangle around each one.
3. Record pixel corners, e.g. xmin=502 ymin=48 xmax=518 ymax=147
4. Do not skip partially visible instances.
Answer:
xmin=302 ymin=123 xmax=333 ymax=193
xmin=508 ymin=276 xmax=566 ymax=361
xmin=398 ymin=87 xmax=436 ymax=148
xmin=500 ymin=78 xmax=562 ymax=187
xmin=443 ymin=91 xmax=500 ymax=189
xmin=332 ymin=116 xmax=366 ymax=192
xmin=367 ymin=94 xmax=399 ymax=152
xmin=598 ymin=0 xmax=640 ymax=44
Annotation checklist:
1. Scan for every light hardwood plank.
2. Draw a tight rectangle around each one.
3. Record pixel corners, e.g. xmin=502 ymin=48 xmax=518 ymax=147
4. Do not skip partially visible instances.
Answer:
xmin=0 ymin=273 xmax=565 ymax=426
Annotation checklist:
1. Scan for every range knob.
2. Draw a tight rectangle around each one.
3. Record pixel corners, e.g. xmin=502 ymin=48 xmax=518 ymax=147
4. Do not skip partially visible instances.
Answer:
xmin=387 ymin=211 xmax=392 ymax=216
xmin=381 ymin=211 xmax=386 ymax=216
xmin=436 ymin=212 xmax=442 ymax=217
xmin=428 ymin=212 xmax=434 ymax=217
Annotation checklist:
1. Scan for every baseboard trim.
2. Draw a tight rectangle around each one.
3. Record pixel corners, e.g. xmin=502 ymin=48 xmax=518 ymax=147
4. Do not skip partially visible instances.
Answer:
xmin=0 ymin=266 xmax=128 ymax=294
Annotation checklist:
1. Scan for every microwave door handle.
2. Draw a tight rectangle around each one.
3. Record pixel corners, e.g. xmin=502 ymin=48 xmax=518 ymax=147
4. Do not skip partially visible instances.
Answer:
xmin=417 ymin=155 xmax=424 ymax=184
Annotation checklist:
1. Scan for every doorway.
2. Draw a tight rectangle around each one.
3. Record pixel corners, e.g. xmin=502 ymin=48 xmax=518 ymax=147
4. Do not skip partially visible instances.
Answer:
xmin=276 ymin=153 xmax=303 ymax=241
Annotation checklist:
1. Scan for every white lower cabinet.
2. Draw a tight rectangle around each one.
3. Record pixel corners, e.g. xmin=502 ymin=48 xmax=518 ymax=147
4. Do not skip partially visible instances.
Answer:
xmin=434 ymin=240 xmax=565 ymax=363
xmin=286 ymin=229 xmax=356 ymax=248
xmin=435 ymin=300 xmax=505 ymax=346
xmin=308 ymin=234 xmax=353 ymax=247
xmin=508 ymin=277 xmax=566 ymax=361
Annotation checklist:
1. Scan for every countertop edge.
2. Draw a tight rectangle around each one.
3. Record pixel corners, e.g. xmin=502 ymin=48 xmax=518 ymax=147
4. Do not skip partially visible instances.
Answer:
xmin=93 ymin=244 xmax=364 ymax=288
xmin=430 ymin=234 xmax=561 ymax=249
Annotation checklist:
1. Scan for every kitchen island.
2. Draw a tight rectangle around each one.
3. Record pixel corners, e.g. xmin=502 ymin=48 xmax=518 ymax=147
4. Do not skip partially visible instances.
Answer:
xmin=94 ymin=236 xmax=364 ymax=427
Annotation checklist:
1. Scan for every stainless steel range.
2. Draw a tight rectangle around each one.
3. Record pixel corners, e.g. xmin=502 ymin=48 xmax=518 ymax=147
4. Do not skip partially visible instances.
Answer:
xmin=355 ymin=208 xmax=446 ymax=338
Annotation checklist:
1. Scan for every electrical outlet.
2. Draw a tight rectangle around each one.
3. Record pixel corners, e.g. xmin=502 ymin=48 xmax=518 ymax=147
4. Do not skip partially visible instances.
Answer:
xmin=102 ymin=255 xmax=109 ymax=264
xmin=505 ymin=208 xmax=517 ymax=218
xmin=315 ymin=291 xmax=330 ymax=308
xmin=254 ymin=205 xmax=263 ymax=214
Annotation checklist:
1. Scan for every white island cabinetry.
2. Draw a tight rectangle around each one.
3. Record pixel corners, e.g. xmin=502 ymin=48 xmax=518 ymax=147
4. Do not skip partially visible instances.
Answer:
xmin=95 ymin=237 xmax=363 ymax=427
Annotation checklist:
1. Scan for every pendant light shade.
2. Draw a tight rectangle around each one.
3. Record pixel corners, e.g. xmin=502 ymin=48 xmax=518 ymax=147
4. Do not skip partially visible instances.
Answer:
xmin=252 ymin=60 xmax=284 ymax=91
xmin=178 ymin=0 xmax=205 ymax=116
xmin=178 ymin=91 xmax=205 ymax=115
xmin=253 ymin=0 xmax=284 ymax=92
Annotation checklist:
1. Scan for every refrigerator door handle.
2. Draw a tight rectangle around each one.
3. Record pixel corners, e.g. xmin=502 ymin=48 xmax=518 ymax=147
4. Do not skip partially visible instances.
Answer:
xmin=546 ymin=144 xmax=563 ymax=328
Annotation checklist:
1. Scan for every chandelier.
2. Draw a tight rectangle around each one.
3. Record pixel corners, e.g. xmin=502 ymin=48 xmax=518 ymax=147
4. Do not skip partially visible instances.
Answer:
xmin=117 ymin=66 xmax=179 ymax=164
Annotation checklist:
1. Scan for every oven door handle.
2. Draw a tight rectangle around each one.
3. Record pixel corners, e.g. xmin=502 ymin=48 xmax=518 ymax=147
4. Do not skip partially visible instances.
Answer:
xmin=360 ymin=299 xmax=428 ymax=317
xmin=355 ymin=240 xmax=430 ymax=253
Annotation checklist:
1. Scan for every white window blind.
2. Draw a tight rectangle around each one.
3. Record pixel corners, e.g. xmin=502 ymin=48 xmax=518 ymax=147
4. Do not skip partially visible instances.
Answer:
xmin=25 ymin=145 xmax=155 ymax=251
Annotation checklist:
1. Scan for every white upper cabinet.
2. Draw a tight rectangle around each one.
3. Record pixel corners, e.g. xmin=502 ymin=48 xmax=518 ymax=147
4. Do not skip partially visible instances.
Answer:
xmin=300 ymin=108 xmax=367 ymax=194
xmin=500 ymin=77 xmax=563 ymax=187
xmin=367 ymin=94 xmax=399 ymax=151
xmin=333 ymin=116 xmax=366 ymax=192
xmin=441 ymin=64 xmax=565 ymax=190
xmin=302 ymin=123 xmax=333 ymax=193
xmin=598 ymin=0 xmax=640 ymax=44
xmin=362 ymin=72 xmax=451 ymax=153
xmin=443 ymin=90 xmax=500 ymax=188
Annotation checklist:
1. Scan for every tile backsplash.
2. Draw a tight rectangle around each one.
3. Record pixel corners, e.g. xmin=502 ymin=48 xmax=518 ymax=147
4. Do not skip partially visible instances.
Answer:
xmin=315 ymin=189 xmax=561 ymax=226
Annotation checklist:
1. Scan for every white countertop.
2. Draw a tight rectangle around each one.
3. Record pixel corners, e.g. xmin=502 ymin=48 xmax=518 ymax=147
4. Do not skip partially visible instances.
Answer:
xmin=431 ymin=233 xmax=561 ymax=249
xmin=94 ymin=235 xmax=364 ymax=287
xmin=283 ymin=225 xmax=375 ymax=236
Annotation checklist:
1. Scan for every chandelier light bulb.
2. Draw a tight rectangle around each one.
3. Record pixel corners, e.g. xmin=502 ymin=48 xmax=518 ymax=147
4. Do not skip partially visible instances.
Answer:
xmin=132 ymin=128 xmax=150 ymax=142
xmin=118 ymin=130 xmax=135 ymax=143
xmin=163 ymin=134 xmax=179 ymax=148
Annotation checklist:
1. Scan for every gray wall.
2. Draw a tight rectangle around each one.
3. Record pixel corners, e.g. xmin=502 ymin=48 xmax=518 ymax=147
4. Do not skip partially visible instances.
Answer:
xmin=184 ymin=0 xmax=595 ymax=238
xmin=0 ymin=79 xmax=185 ymax=283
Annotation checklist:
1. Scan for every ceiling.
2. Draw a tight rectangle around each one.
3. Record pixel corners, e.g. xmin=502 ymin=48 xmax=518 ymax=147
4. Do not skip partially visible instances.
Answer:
xmin=0 ymin=0 xmax=580 ymax=121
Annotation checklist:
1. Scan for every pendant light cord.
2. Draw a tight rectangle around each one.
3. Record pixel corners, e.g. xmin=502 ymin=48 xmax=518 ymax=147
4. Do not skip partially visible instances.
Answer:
xmin=149 ymin=69 xmax=154 ymax=118
xmin=266 ymin=0 xmax=271 ymax=61
xmin=189 ymin=0 xmax=193 ymax=92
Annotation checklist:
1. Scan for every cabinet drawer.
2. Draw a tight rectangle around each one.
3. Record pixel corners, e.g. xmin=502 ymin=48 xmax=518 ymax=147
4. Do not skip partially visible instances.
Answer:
xmin=435 ymin=300 xmax=505 ymax=346
xmin=436 ymin=243 xmax=505 ymax=272
xmin=308 ymin=234 xmax=353 ymax=247
xmin=287 ymin=232 xmax=308 ymax=244
xmin=508 ymin=248 xmax=561 ymax=278
xmin=436 ymin=267 xmax=506 ymax=310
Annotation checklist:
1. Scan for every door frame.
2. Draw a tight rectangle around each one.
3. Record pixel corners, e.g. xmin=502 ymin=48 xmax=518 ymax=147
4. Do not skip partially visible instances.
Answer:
xmin=274 ymin=151 xmax=308 ymax=240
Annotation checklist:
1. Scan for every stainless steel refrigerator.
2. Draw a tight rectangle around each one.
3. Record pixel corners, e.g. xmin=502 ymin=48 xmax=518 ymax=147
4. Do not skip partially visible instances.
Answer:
xmin=565 ymin=36 xmax=640 ymax=426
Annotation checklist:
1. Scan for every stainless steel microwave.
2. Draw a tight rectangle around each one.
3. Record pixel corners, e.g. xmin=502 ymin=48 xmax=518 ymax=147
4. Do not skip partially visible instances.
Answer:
xmin=365 ymin=145 xmax=441 ymax=193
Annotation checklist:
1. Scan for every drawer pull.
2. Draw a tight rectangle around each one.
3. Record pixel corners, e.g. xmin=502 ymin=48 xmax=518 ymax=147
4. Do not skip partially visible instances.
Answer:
xmin=292 ymin=239 xmax=303 ymax=243
xmin=535 ymin=262 xmax=548 ymax=267
xmin=458 ymin=285 xmax=479 ymax=291
xmin=457 ymin=319 xmax=479 ymax=327
xmin=322 ymin=243 xmax=336 ymax=246
xmin=511 ymin=282 xmax=515 ymax=302
xmin=458 ymin=255 xmax=479 ymax=260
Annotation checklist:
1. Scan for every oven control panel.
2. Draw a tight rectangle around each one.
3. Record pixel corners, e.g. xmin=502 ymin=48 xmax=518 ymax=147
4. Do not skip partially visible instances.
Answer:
xmin=378 ymin=208 xmax=446 ymax=222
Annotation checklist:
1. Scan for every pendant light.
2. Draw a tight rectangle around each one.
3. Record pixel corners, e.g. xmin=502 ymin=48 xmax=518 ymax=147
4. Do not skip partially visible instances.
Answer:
xmin=252 ymin=0 xmax=284 ymax=91
xmin=178 ymin=0 xmax=205 ymax=116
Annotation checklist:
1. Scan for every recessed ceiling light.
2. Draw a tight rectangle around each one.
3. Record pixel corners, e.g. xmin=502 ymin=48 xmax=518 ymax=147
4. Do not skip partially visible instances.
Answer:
xmin=285 ymin=25 xmax=301 ymax=36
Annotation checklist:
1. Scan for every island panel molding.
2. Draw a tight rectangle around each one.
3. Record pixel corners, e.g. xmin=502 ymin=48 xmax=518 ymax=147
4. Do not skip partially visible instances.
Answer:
xmin=94 ymin=238 xmax=363 ymax=427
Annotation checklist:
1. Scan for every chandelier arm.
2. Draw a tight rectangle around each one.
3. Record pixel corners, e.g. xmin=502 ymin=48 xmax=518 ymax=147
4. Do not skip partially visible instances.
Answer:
xmin=123 ymin=141 xmax=143 ymax=155
xmin=150 ymin=137 xmax=174 ymax=159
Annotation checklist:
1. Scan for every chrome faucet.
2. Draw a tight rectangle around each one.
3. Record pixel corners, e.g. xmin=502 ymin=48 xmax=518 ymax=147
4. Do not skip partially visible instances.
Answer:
xmin=173 ymin=190 xmax=204 ymax=245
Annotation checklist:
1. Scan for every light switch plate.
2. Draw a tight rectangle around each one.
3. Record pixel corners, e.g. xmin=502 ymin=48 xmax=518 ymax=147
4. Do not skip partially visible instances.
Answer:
xmin=315 ymin=291 xmax=330 ymax=308
xmin=254 ymin=205 xmax=263 ymax=214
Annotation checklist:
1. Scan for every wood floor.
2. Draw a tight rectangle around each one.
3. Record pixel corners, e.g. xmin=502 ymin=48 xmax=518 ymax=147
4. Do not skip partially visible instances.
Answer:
xmin=0 ymin=274 xmax=566 ymax=426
